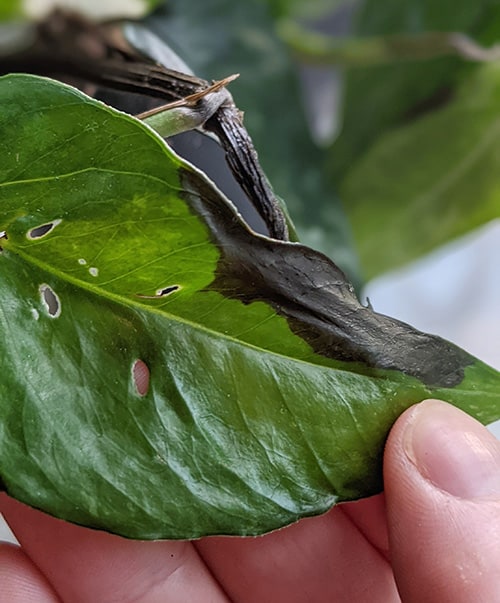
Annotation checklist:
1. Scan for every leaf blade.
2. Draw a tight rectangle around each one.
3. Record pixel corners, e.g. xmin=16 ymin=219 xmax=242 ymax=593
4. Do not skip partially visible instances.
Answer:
xmin=1 ymin=74 xmax=499 ymax=539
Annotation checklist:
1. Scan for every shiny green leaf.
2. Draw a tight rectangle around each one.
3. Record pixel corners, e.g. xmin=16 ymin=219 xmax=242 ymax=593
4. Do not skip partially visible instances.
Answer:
xmin=1 ymin=74 xmax=499 ymax=539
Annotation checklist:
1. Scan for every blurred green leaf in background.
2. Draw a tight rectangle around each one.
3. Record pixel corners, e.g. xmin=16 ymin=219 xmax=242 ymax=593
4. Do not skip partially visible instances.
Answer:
xmin=276 ymin=0 xmax=500 ymax=278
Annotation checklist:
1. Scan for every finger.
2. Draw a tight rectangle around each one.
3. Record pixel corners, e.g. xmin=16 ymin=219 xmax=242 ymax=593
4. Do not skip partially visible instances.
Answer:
xmin=0 ymin=494 xmax=229 ymax=603
xmin=0 ymin=542 xmax=60 ymax=603
xmin=340 ymin=493 xmax=390 ymax=559
xmin=196 ymin=503 xmax=399 ymax=603
xmin=384 ymin=399 xmax=500 ymax=603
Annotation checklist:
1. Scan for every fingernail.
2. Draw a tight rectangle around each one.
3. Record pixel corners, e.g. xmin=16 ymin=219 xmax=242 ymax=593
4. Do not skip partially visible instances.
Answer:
xmin=404 ymin=400 xmax=500 ymax=499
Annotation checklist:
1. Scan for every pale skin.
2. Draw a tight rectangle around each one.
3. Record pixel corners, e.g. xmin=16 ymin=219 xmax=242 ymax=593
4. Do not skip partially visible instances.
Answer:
xmin=1 ymin=399 xmax=499 ymax=603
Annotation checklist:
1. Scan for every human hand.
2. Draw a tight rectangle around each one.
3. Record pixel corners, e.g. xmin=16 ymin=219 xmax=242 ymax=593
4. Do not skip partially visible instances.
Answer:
xmin=1 ymin=399 xmax=499 ymax=602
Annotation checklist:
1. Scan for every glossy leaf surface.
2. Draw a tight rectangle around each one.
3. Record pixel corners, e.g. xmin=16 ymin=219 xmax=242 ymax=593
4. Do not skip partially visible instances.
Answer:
xmin=1 ymin=75 xmax=499 ymax=539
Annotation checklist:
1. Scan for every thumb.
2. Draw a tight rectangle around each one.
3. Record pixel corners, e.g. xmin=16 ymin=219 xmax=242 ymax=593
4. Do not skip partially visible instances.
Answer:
xmin=384 ymin=399 xmax=500 ymax=603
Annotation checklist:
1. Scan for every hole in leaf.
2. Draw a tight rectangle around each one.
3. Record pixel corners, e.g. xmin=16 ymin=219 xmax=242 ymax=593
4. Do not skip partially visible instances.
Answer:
xmin=136 ymin=285 xmax=180 ymax=299
xmin=39 ymin=284 xmax=61 ymax=318
xmin=157 ymin=285 xmax=179 ymax=296
xmin=132 ymin=359 xmax=150 ymax=397
xmin=89 ymin=267 xmax=99 ymax=277
xmin=28 ymin=219 xmax=61 ymax=240
xmin=0 ymin=230 xmax=7 ymax=252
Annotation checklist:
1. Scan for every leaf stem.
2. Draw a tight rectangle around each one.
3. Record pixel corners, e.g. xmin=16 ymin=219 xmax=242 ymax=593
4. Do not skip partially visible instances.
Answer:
xmin=137 ymin=74 xmax=239 ymax=138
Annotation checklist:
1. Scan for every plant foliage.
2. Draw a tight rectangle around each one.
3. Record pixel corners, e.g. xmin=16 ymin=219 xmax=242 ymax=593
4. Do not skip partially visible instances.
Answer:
xmin=1 ymin=75 xmax=499 ymax=538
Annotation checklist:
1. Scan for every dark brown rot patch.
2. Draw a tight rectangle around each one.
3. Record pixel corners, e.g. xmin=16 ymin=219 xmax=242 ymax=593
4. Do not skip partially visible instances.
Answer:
xmin=180 ymin=168 xmax=474 ymax=389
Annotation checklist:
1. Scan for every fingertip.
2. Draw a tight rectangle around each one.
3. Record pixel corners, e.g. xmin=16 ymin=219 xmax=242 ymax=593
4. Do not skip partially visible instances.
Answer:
xmin=0 ymin=541 xmax=60 ymax=603
xmin=386 ymin=399 xmax=500 ymax=499
xmin=384 ymin=400 xmax=500 ymax=602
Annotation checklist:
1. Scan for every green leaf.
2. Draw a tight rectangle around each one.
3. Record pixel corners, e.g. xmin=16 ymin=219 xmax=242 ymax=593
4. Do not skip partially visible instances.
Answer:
xmin=341 ymin=62 xmax=500 ymax=278
xmin=1 ymin=74 xmax=499 ymax=539
xmin=259 ymin=0 xmax=346 ymax=20
xmin=321 ymin=0 xmax=500 ymax=278
xmin=330 ymin=0 xmax=500 ymax=179
xmin=145 ymin=0 xmax=360 ymax=282
xmin=0 ymin=0 xmax=21 ymax=20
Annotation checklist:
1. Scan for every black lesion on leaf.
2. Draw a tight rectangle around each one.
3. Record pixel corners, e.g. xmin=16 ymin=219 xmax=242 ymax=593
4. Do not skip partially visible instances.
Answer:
xmin=27 ymin=220 xmax=61 ymax=240
xmin=158 ymin=285 xmax=180 ymax=296
xmin=136 ymin=285 xmax=180 ymax=299
xmin=39 ymin=284 xmax=61 ymax=318
xmin=180 ymin=168 xmax=474 ymax=389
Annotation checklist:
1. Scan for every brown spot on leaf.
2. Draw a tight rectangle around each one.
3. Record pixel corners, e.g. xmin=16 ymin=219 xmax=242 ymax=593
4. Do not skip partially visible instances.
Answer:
xmin=132 ymin=359 xmax=150 ymax=397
